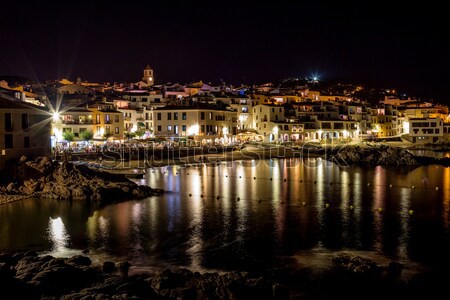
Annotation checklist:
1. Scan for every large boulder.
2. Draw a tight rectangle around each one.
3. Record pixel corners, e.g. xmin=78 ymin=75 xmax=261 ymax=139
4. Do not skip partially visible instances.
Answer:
xmin=1 ymin=156 xmax=164 ymax=202
xmin=331 ymin=145 xmax=418 ymax=166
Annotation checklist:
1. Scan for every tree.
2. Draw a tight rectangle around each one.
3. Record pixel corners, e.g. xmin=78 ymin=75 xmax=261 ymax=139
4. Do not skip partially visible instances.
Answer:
xmin=80 ymin=130 xmax=94 ymax=142
xmin=103 ymin=132 xmax=113 ymax=140
xmin=62 ymin=131 xmax=75 ymax=143
xmin=62 ymin=131 xmax=75 ymax=151
xmin=135 ymin=129 xmax=145 ymax=139
xmin=124 ymin=131 xmax=136 ymax=140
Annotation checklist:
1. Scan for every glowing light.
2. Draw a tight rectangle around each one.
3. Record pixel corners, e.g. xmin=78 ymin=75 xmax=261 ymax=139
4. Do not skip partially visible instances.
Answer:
xmin=222 ymin=127 xmax=229 ymax=135
xmin=403 ymin=121 xmax=410 ymax=134
xmin=188 ymin=124 xmax=199 ymax=135
xmin=273 ymin=126 xmax=279 ymax=134
xmin=52 ymin=112 xmax=60 ymax=122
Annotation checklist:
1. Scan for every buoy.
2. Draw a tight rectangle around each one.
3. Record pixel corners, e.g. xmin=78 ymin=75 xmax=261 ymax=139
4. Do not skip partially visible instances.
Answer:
xmin=435 ymin=187 xmax=439 ymax=191
xmin=302 ymin=202 xmax=306 ymax=206
xmin=411 ymin=185 xmax=415 ymax=189
xmin=409 ymin=210 xmax=414 ymax=215
xmin=325 ymin=203 xmax=330 ymax=208
xmin=189 ymin=194 xmax=192 ymax=197
xmin=237 ymin=197 xmax=240 ymax=201
xmin=389 ymin=184 xmax=392 ymax=188
xmin=349 ymin=205 xmax=354 ymax=210
xmin=378 ymin=207 xmax=383 ymax=213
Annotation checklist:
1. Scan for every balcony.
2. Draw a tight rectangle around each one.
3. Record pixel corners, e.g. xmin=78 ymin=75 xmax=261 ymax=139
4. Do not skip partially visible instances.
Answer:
xmin=136 ymin=117 xmax=145 ymax=121
xmin=62 ymin=120 xmax=97 ymax=125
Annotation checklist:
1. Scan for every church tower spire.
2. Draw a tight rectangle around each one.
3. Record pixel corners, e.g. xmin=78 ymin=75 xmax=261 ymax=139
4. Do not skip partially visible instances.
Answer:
xmin=142 ymin=65 xmax=154 ymax=86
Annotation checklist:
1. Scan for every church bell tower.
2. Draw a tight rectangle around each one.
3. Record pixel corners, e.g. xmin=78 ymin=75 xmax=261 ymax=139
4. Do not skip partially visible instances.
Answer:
xmin=142 ymin=65 xmax=154 ymax=86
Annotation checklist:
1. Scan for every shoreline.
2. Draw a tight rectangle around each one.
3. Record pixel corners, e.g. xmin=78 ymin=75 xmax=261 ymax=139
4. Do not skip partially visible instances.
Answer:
xmin=2 ymin=144 xmax=450 ymax=205
xmin=0 ymin=250 xmax=444 ymax=299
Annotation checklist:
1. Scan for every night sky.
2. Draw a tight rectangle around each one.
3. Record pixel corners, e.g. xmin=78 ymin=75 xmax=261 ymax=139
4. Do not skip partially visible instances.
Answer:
xmin=1 ymin=1 xmax=449 ymax=103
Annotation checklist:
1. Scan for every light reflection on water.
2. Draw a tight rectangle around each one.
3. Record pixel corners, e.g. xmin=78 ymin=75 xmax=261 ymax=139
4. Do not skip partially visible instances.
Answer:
xmin=47 ymin=217 xmax=69 ymax=252
xmin=0 ymin=159 xmax=450 ymax=272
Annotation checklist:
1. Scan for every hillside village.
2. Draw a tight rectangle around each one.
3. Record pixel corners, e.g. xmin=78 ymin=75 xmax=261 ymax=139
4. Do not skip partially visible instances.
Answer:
xmin=1 ymin=66 xmax=449 ymax=171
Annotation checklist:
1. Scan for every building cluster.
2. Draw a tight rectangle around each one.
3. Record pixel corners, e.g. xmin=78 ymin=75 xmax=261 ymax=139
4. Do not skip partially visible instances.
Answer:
xmin=1 ymin=65 xmax=450 ymax=169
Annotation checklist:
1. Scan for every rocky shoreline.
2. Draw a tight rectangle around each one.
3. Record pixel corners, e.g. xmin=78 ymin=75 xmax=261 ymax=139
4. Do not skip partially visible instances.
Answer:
xmin=0 ymin=251 xmax=286 ymax=300
xmin=1 ymin=251 xmax=445 ymax=299
xmin=0 ymin=156 xmax=163 ymax=205
xmin=327 ymin=145 xmax=450 ymax=167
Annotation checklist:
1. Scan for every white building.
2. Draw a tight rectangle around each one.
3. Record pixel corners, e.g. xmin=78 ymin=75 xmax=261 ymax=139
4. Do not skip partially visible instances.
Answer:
xmin=151 ymin=105 xmax=237 ymax=144
xmin=407 ymin=116 xmax=443 ymax=143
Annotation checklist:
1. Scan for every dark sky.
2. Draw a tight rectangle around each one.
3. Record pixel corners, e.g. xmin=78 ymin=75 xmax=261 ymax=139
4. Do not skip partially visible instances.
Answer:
xmin=1 ymin=1 xmax=449 ymax=103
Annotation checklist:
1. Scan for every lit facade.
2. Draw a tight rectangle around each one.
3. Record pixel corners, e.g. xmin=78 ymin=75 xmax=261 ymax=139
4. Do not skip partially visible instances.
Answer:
xmin=0 ymin=97 xmax=50 ymax=171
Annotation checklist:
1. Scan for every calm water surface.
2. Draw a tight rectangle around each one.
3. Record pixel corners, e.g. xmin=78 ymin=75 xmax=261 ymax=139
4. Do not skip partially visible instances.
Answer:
xmin=1 ymin=158 xmax=450 ymax=272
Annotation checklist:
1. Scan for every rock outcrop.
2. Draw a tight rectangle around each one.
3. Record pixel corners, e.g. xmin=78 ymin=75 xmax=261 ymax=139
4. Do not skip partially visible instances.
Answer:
xmin=329 ymin=145 xmax=419 ymax=166
xmin=0 ymin=156 xmax=163 ymax=204
xmin=0 ymin=252 xmax=281 ymax=300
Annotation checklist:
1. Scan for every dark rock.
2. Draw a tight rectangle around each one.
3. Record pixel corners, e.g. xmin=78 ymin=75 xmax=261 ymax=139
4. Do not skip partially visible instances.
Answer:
xmin=332 ymin=255 xmax=379 ymax=276
xmin=24 ymin=250 xmax=38 ymax=257
xmin=0 ymin=262 xmax=16 ymax=278
xmin=118 ymin=261 xmax=131 ymax=279
xmin=65 ymin=255 xmax=92 ymax=267
xmin=102 ymin=261 xmax=116 ymax=273
xmin=272 ymin=283 xmax=289 ymax=299
xmin=1 ymin=157 xmax=164 ymax=203
xmin=388 ymin=261 xmax=403 ymax=279
xmin=0 ymin=253 xmax=13 ymax=265
xmin=330 ymin=145 xmax=419 ymax=166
